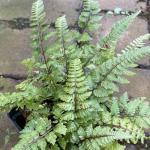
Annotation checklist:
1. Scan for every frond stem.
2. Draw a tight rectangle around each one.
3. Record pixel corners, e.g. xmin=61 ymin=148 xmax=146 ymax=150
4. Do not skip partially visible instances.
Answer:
xmin=38 ymin=24 xmax=51 ymax=74
xmin=22 ymin=125 xmax=52 ymax=150
xmin=60 ymin=35 xmax=68 ymax=74
xmin=92 ymin=61 xmax=121 ymax=91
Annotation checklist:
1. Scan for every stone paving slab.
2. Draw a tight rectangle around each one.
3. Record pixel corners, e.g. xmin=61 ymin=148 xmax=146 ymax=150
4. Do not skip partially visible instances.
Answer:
xmin=0 ymin=78 xmax=18 ymax=150
xmin=0 ymin=0 xmax=81 ymax=25
xmin=99 ymin=0 xmax=146 ymax=11
xmin=0 ymin=113 xmax=18 ymax=150
xmin=0 ymin=28 xmax=31 ymax=75
xmin=0 ymin=77 xmax=18 ymax=92
xmin=117 ymin=69 xmax=150 ymax=99
xmin=45 ymin=0 xmax=81 ymax=25
xmin=0 ymin=0 xmax=33 ymax=19
xmin=0 ymin=0 xmax=146 ymax=22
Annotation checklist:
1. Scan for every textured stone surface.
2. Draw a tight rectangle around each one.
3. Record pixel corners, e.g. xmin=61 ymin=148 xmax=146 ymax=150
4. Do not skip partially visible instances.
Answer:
xmin=0 ymin=28 xmax=31 ymax=75
xmin=99 ymin=0 xmax=146 ymax=11
xmin=0 ymin=77 xmax=18 ymax=92
xmin=117 ymin=69 xmax=150 ymax=99
xmin=0 ymin=0 xmax=33 ymax=19
xmin=0 ymin=113 xmax=19 ymax=150
xmin=0 ymin=0 xmax=81 ymax=25
xmin=45 ymin=0 xmax=81 ymax=25
xmin=0 ymin=78 xmax=18 ymax=150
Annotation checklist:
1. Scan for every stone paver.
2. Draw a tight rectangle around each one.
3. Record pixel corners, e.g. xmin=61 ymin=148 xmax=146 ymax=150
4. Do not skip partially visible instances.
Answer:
xmin=45 ymin=0 xmax=81 ymax=25
xmin=0 ymin=28 xmax=31 ymax=75
xmin=0 ymin=0 xmax=81 ymax=25
xmin=0 ymin=113 xmax=19 ymax=150
xmin=117 ymin=69 xmax=150 ymax=99
xmin=99 ymin=0 xmax=146 ymax=11
xmin=0 ymin=77 xmax=18 ymax=92
xmin=0 ymin=78 xmax=18 ymax=150
xmin=0 ymin=0 xmax=146 ymax=20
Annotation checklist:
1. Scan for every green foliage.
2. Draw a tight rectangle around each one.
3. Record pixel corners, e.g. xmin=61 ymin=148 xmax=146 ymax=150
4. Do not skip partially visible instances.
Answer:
xmin=54 ymin=59 xmax=92 ymax=122
xmin=78 ymin=0 xmax=102 ymax=32
xmin=31 ymin=0 xmax=49 ymax=62
xmin=110 ymin=93 xmax=150 ymax=128
xmin=77 ymin=125 xmax=131 ymax=150
xmin=103 ymin=142 xmax=125 ymax=150
xmin=92 ymin=11 xmax=141 ymax=66
xmin=90 ymin=46 xmax=150 ymax=99
xmin=99 ymin=11 xmax=140 ymax=49
xmin=12 ymin=117 xmax=66 ymax=150
xmin=0 ymin=0 xmax=150 ymax=149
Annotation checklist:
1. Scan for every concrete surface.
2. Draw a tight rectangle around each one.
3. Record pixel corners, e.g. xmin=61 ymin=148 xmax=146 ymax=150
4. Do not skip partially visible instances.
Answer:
xmin=0 ymin=78 xmax=18 ymax=150
xmin=0 ymin=0 xmax=81 ymax=25
xmin=117 ymin=69 xmax=150 ymax=99
xmin=0 ymin=28 xmax=31 ymax=75
xmin=99 ymin=0 xmax=146 ymax=11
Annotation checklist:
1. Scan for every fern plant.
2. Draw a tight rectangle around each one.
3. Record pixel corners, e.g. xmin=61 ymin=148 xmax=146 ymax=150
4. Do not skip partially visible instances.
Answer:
xmin=0 ymin=0 xmax=150 ymax=149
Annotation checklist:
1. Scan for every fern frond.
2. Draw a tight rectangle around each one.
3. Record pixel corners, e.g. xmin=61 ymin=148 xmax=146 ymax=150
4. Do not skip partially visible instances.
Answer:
xmin=31 ymin=0 xmax=47 ymax=50
xmin=110 ymin=93 xmax=150 ymax=128
xmin=111 ymin=98 xmax=120 ymax=116
xmin=91 ymin=33 xmax=150 ymax=66
xmin=55 ymin=16 xmax=69 ymax=40
xmin=0 ymin=84 xmax=42 ymax=111
xmin=12 ymin=117 xmax=66 ymax=150
xmin=99 ymin=11 xmax=140 ymax=49
xmin=116 ymin=93 xmax=150 ymax=118
xmin=100 ymin=112 xmax=146 ymax=144
xmin=31 ymin=0 xmax=51 ymax=73
xmin=123 ymin=34 xmax=150 ymax=51
xmin=77 ymin=125 xmax=131 ymax=150
xmin=12 ymin=117 xmax=53 ymax=150
xmin=55 ymin=16 xmax=69 ymax=69
xmin=79 ymin=0 xmax=102 ymax=32
xmin=54 ymin=59 xmax=93 ymax=123
xmin=91 ymin=46 xmax=150 ymax=98
xmin=89 ymin=11 xmax=141 ymax=67
xmin=46 ymin=16 xmax=77 ymax=80
xmin=55 ymin=16 xmax=77 ymax=56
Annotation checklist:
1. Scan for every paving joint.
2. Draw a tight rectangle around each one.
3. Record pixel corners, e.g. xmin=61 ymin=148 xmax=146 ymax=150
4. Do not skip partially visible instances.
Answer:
xmin=0 ymin=73 xmax=27 ymax=80
xmin=1 ymin=63 xmax=150 ymax=81
xmin=0 ymin=9 xmax=147 ymax=30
